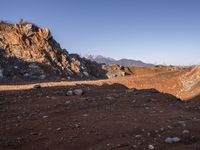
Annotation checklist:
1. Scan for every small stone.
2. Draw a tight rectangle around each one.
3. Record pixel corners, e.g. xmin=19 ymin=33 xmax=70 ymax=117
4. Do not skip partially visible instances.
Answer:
xmin=178 ymin=121 xmax=186 ymax=127
xmin=160 ymin=128 xmax=164 ymax=131
xmin=38 ymin=133 xmax=42 ymax=136
xmin=83 ymin=71 xmax=89 ymax=77
xmin=114 ymin=94 xmax=120 ymax=98
xmin=135 ymin=135 xmax=142 ymax=138
xmin=83 ymin=114 xmax=88 ymax=117
xmin=133 ymin=145 xmax=138 ymax=148
xmin=66 ymin=90 xmax=73 ymax=96
xmin=64 ymin=100 xmax=71 ymax=105
xmin=155 ymin=130 xmax=159 ymax=133
xmin=167 ymin=125 xmax=172 ymax=129
xmin=73 ymin=89 xmax=84 ymax=96
xmin=106 ymin=96 xmax=113 ymax=100
xmin=75 ymin=123 xmax=80 ymax=128
xmin=126 ymin=88 xmax=136 ymax=94
xmin=182 ymin=130 xmax=189 ymax=134
xmin=43 ymin=115 xmax=48 ymax=119
xmin=148 ymin=145 xmax=154 ymax=149
xmin=165 ymin=137 xmax=181 ymax=144
xmin=56 ymin=128 xmax=62 ymax=131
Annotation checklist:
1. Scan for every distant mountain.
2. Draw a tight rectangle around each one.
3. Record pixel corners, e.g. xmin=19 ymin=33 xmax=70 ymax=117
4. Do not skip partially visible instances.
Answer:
xmin=84 ymin=55 xmax=154 ymax=67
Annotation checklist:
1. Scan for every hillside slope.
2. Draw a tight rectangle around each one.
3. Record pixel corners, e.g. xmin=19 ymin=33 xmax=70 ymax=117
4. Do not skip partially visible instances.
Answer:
xmin=0 ymin=21 xmax=108 ymax=81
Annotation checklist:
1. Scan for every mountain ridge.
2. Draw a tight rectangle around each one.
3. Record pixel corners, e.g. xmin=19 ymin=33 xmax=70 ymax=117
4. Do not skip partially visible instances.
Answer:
xmin=84 ymin=54 xmax=154 ymax=67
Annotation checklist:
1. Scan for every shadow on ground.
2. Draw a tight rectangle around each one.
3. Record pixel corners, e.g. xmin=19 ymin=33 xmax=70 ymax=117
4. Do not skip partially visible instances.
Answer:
xmin=0 ymin=83 xmax=200 ymax=150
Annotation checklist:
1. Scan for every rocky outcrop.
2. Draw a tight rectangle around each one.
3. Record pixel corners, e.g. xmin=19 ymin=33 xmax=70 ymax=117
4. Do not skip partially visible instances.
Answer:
xmin=102 ymin=64 xmax=127 ymax=78
xmin=180 ymin=65 xmax=200 ymax=91
xmin=178 ymin=65 xmax=200 ymax=100
xmin=0 ymin=21 xmax=108 ymax=81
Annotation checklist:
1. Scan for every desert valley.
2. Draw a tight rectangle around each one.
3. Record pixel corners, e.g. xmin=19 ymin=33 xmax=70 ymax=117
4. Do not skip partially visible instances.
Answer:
xmin=0 ymin=20 xmax=200 ymax=150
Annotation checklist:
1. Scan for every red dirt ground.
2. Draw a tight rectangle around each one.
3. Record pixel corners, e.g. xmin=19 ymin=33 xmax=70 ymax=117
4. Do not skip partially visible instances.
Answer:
xmin=1 ymin=67 xmax=200 ymax=150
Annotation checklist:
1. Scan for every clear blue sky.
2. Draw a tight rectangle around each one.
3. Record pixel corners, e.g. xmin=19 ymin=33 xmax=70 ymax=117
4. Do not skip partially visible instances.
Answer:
xmin=1 ymin=0 xmax=200 ymax=65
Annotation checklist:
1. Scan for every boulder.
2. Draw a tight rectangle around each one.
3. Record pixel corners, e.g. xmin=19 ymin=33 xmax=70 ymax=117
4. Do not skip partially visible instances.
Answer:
xmin=66 ymin=90 xmax=73 ymax=96
xmin=73 ymin=89 xmax=84 ymax=96
xmin=165 ymin=137 xmax=181 ymax=144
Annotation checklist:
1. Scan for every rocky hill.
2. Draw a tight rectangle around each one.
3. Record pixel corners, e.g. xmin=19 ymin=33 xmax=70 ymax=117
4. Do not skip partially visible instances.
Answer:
xmin=85 ymin=54 xmax=154 ymax=67
xmin=180 ymin=65 xmax=200 ymax=91
xmin=178 ymin=65 xmax=200 ymax=99
xmin=0 ymin=21 xmax=125 ymax=81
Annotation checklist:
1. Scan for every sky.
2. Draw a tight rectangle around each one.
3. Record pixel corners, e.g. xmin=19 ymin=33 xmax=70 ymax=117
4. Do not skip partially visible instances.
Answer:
xmin=1 ymin=0 xmax=200 ymax=65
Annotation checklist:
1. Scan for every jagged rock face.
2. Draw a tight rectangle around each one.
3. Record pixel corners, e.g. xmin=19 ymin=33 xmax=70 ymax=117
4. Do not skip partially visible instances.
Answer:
xmin=178 ymin=65 xmax=200 ymax=100
xmin=102 ymin=64 xmax=126 ymax=78
xmin=180 ymin=65 xmax=200 ymax=91
xmin=0 ymin=21 xmax=107 ymax=81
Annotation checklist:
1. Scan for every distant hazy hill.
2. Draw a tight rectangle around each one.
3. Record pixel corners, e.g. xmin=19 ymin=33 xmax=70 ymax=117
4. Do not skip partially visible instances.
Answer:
xmin=85 ymin=55 xmax=154 ymax=67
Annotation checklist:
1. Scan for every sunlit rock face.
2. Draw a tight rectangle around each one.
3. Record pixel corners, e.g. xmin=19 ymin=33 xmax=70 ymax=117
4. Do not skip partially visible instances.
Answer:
xmin=180 ymin=65 xmax=200 ymax=91
xmin=0 ymin=21 xmax=107 ymax=81
xmin=178 ymin=65 xmax=200 ymax=100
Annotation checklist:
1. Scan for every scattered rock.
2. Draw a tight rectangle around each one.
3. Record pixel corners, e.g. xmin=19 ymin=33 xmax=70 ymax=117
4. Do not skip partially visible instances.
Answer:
xmin=73 ymin=89 xmax=84 ymax=96
xmin=182 ymin=130 xmax=189 ymax=134
xmin=135 ymin=135 xmax=142 ymax=138
xmin=154 ymin=130 xmax=159 ymax=133
xmin=64 ymin=100 xmax=71 ymax=105
xmin=83 ymin=114 xmax=88 ymax=117
xmin=106 ymin=96 xmax=113 ymax=100
xmin=56 ymin=128 xmax=62 ymax=131
xmin=126 ymin=88 xmax=136 ymax=94
xmin=132 ymin=100 xmax=137 ymax=104
xmin=42 ymin=115 xmax=48 ymax=119
xmin=167 ymin=125 xmax=173 ymax=129
xmin=74 ymin=123 xmax=81 ymax=128
xmin=113 ymin=94 xmax=120 ymax=98
xmin=165 ymin=137 xmax=181 ymax=144
xmin=147 ymin=132 xmax=151 ymax=136
xmin=66 ymin=90 xmax=73 ymax=96
xmin=160 ymin=128 xmax=164 ymax=131
xmin=148 ymin=144 xmax=154 ymax=149
xmin=178 ymin=121 xmax=186 ymax=127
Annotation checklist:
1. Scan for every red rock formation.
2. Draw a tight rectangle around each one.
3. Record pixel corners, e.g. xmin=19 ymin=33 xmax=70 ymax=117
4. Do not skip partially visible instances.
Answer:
xmin=0 ymin=21 xmax=107 ymax=81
